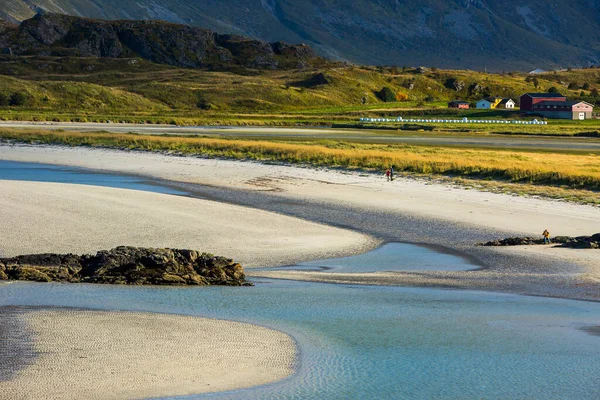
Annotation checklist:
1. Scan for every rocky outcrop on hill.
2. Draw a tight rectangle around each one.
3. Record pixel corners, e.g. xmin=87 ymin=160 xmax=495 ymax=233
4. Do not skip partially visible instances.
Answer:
xmin=481 ymin=234 xmax=600 ymax=249
xmin=0 ymin=246 xmax=250 ymax=286
xmin=3 ymin=0 xmax=600 ymax=70
xmin=0 ymin=13 xmax=322 ymax=70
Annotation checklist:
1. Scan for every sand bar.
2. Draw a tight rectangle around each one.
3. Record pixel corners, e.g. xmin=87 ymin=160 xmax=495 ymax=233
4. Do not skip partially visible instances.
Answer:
xmin=1 ymin=144 xmax=600 ymax=300
xmin=1 ymin=144 xmax=598 ymax=236
xmin=0 ymin=180 xmax=374 ymax=267
xmin=0 ymin=307 xmax=296 ymax=399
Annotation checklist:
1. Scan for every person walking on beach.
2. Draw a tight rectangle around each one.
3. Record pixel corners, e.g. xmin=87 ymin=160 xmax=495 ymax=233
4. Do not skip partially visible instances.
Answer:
xmin=390 ymin=166 xmax=394 ymax=181
xmin=385 ymin=168 xmax=391 ymax=181
xmin=542 ymin=229 xmax=551 ymax=244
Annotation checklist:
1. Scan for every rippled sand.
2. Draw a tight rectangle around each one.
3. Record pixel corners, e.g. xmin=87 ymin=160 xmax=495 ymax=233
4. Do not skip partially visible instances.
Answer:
xmin=0 ymin=307 xmax=296 ymax=399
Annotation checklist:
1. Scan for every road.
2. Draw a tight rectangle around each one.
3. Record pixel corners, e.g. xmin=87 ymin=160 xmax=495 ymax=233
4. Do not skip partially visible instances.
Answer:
xmin=2 ymin=121 xmax=599 ymax=153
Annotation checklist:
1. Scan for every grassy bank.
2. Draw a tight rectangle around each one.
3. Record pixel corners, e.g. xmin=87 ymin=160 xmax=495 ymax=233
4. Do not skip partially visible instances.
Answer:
xmin=1 ymin=57 xmax=600 ymax=130
xmin=1 ymin=129 xmax=599 ymax=203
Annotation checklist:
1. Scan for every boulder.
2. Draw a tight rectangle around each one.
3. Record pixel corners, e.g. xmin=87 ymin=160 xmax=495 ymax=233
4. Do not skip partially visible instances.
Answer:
xmin=0 ymin=246 xmax=250 ymax=286
xmin=481 ymin=237 xmax=541 ymax=246
xmin=481 ymin=233 xmax=600 ymax=249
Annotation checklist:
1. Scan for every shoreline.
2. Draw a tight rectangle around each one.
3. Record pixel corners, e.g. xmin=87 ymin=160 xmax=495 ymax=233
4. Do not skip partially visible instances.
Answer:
xmin=1 ymin=143 xmax=599 ymax=302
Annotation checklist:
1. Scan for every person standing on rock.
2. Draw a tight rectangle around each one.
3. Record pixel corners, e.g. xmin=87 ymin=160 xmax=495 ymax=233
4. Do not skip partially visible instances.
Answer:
xmin=542 ymin=229 xmax=551 ymax=244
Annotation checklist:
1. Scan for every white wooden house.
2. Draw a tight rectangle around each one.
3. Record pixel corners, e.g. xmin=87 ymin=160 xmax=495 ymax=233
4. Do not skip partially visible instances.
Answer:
xmin=497 ymin=99 xmax=515 ymax=109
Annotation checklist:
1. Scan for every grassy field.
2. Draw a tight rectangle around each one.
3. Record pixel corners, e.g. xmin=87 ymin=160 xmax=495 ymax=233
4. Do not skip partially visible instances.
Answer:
xmin=0 ymin=56 xmax=600 ymax=132
xmin=1 ymin=128 xmax=598 ymax=204
xmin=1 ymin=55 xmax=600 ymax=203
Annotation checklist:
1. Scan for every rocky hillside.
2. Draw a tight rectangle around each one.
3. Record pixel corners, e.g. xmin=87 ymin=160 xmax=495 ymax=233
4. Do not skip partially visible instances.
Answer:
xmin=0 ymin=246 xmax=249 ymax=285
xmin=1 ymin=0 xmax=600 ymax=70
xmin=0 ymin=13 xmax=323 ymax=70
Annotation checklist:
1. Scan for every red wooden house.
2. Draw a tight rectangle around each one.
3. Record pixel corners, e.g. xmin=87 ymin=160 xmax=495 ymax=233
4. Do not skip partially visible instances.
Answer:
xmin=519 ymin=93 xmax=567 ymax=112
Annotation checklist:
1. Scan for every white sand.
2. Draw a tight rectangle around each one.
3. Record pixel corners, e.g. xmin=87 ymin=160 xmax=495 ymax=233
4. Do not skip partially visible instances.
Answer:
xmin=0 ymin=308 xmax=296 ymax=399
xmin=2 ymin=144 xmax=600 ymax=282
xmin=0 ymin=180 xmax=373 ymax=267
xmin=1 ymin=144 xmax=598 ymax=236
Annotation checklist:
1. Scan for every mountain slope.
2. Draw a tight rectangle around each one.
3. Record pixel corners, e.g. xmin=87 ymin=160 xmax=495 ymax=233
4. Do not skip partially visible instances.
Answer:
xmin=1 ymin=0 xmax=600 ymax=70
xmin=0 ymin=13 xmax=323 ymax=70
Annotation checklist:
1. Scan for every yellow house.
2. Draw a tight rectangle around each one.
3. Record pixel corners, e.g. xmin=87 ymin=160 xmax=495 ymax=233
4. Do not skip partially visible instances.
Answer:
xmin=476 ymin=97 xmax=514 ymax=109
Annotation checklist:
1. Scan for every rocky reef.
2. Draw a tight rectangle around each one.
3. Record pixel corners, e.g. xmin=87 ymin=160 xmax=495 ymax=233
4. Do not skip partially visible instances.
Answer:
xmin=0 ymin=13 xmax=322 ymax=70
xmin=481 ymin=233 xmax=600 ymax=249
xmin=0 ymin=246 xmax=250 ymax=286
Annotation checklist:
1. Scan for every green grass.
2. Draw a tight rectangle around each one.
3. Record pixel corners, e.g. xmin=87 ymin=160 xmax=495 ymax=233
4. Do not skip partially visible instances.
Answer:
xmin=1 ymin=57 xmax=600 ymax=134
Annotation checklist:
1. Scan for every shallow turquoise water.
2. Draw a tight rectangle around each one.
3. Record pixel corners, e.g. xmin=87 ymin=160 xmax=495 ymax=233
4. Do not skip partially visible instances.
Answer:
xmin=2 ymin=159 xmax=600 ymax=399
xmin=1 ymin=281 xmax=598 ymax=399
xmin=0 ymin=160 xmax=190 ymax=196
xmin=278 ymin=242 xmax=479 ymax=272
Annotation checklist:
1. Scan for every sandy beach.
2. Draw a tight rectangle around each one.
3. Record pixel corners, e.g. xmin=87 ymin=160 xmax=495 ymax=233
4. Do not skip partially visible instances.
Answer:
xmin=0 ymin=180 xmax=373 ymax=266
xmin=1 ymin=144 xmax=599 ymax=295
xmin=0 ymin=307 xmax=296 ymax=399
xmin=1 ymin=144 xmax=598 ymax=237
xmin=1 ymin=142 xmax=600 ymax=398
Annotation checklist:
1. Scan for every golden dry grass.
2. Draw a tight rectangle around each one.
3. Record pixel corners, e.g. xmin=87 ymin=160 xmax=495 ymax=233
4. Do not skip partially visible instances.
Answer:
xmin=1 ymin=129 xmax=599 ymax=194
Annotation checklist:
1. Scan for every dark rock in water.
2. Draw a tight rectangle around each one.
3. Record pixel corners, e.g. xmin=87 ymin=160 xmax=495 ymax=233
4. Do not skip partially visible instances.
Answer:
xmin=0 ymin=246 xmax=250 ymax=286
xmin=480 ymin=233 xmax=600 ymax=249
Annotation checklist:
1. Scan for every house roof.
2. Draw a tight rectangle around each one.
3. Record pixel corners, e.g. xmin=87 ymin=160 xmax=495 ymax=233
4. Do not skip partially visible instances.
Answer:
xmin=522 ymin=93 xmax=566 ymax=98
xmin=534 ymin=100 xmax=594 ymax=108
xmin=498 ymin=98 xmax=514 ymax=105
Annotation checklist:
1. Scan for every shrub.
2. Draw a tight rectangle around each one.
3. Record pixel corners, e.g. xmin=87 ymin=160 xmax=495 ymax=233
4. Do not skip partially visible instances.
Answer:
xmin=395 ymin=92 xmax=409 ymax=101
xmin=9 ymin=92 xmax=27 ymax=106
xmin=568 ymin=82 xmax=579 ymax=90
xmin=197 ymin=98 xmax=215 ymax=110
xmin=376 ymin=87 xmax=396 ymax=102
xmin=583 ymin=83 xmax=591 ymax=90
xmin=0 ymin=93 xmax=8 ymax=106
xmin=591 ymin=88 xmax=600 ymax=97
xmin=547 ymin=87 xmax=559 ymax=93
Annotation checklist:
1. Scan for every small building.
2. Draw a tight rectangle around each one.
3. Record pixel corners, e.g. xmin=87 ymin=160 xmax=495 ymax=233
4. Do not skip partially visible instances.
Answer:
xmin=532 ymin=100 xmax=594 ymax=120
xmin=497 ymin=98 xmax=515 ymax=109
xmin=476 ymin=97 xmax=515 ymax=110
xmin=448 ymin=100 xmax=469 ymax=109
xmin=476 ymin=98 xmax=495 ymax=109
xmin=520 ymin=93 xmax=567 ymax=112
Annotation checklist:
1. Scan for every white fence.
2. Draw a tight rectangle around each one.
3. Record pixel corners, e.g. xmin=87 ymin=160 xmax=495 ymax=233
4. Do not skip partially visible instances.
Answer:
xmin=359 ymin=117 xmax=548 ymax=125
